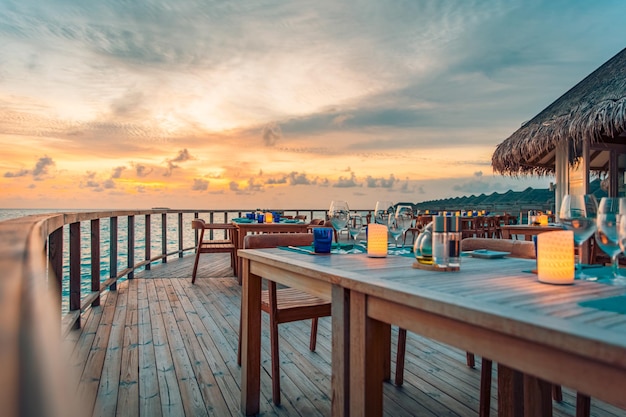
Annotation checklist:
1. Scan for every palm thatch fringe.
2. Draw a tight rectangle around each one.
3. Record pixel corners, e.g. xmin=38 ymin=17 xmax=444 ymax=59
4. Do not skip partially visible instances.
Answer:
xmin=492 ymin=97 xmax=626 ymax=176
xmin=491 ymin=47 xmax=626 ymax=176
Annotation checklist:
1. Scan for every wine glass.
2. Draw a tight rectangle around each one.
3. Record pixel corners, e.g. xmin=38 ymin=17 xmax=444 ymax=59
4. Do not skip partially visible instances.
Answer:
xmin=596 ymin=197 xmax=624 ymax=280
xmin=328 ymin=200 xmax=350 ymax=243
xmin=347 ymin=214 xmax=363 ymax=251
xmin=374 ymin=201 xmax=394 ymax=225
xmin=394 ymin=205 xmax=414 ymax=249
xmin=616 ymin=211 xmax=626 ymax=285
xmin=559 ymin=194 xmax=598 ymax=280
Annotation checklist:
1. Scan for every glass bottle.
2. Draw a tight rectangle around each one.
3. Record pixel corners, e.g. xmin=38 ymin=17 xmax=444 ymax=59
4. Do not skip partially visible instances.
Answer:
xmin=448 ymin=216 xmax=462 ymax=267
xmin=432 ymin=216 xmax=449 ymax=267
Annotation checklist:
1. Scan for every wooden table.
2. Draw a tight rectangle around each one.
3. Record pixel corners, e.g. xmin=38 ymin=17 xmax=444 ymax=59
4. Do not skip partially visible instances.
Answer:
xmin=501 ymin=224 xmax=563 ymax=240
xmin=232 ymin=221 xmax=310 ymax=281
xmin=238 ymin=248 xmax=626 ymax=416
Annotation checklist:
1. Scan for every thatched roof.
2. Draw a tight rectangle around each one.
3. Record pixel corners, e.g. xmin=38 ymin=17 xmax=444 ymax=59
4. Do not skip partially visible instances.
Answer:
xmin=492 ymin=47 xmax=626 ymax=176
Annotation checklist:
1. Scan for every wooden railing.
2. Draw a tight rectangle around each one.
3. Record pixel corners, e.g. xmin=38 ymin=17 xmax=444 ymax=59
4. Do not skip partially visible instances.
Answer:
xmin=0 ymin=207 xmax=377 ymax=417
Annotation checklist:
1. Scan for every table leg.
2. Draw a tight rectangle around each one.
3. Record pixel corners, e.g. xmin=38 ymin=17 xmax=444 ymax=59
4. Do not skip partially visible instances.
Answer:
xmin=240 ymin=259 xmax=261 ymax=415
xmin=523 ymin=374 xmax=552 ymax=417
xmin=331 ymin=285 xmax=350 ymax=416
xmin=349 ymin=291 xmax=387 ymax=417
xmin=498 ymin=364 xmax=553 ymax=417
xmin=498 ymin=364 xmax=523 ymax=417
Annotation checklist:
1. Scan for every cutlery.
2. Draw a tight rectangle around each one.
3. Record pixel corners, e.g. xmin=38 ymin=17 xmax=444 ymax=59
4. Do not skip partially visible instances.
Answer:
xmin=287 ymin=245 xmax=314 ymax=254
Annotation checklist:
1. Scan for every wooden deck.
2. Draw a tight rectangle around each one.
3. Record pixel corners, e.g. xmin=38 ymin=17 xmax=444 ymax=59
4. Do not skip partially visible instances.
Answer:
xmin=63 ymin=253 xmax=626 ymax=417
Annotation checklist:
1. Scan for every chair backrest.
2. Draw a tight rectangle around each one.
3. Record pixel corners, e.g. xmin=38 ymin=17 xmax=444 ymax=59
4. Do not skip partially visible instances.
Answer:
xmin=461 ymin=237 xmax=536 ymax=259
xmin=243 ymin=232 xmax=313 ymax=249
xmin=192 ymin=218 xmax=206 ymax=229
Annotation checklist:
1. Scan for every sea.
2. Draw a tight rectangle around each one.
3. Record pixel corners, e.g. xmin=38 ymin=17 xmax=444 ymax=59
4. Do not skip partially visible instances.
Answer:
xmin=2 ymin=208 xmax=341 ymax=314
xmin=0 ymin=208 xmax=220 ymax=314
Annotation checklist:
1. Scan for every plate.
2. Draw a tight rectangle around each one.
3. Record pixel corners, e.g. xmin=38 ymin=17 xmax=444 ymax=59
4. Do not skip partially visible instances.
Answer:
xmin=470 ymin=249 xmax=510 ymax=259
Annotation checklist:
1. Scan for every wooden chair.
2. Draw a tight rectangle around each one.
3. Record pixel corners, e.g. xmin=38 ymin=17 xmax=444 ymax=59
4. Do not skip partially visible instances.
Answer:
xmin=190 ymin=219 xmax=237 ymax=283
xmin=395 ymin=237 xmax=590 ymax=417
xmin=237 ymin=232 xmax=331 ymax=405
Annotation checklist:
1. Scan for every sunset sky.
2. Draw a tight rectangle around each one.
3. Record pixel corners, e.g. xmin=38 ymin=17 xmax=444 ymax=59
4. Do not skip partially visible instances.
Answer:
xmin=1 ymin=1 xmax=626 ymax=210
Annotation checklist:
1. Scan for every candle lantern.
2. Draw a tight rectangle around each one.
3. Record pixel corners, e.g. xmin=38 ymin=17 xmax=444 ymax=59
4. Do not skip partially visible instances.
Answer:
xmin=537 ymin=230 xmax=575 ymax=284
xmin=367 ymin=224 xmax=388 ymax=258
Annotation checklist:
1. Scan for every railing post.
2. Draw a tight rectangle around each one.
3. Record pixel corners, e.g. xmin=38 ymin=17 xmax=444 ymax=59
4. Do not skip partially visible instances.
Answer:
xmin=69 ymin=222 xmax=81 ymax=329
xmin=110 ymin=217 xmax=118 ymax=291
xmin=128 ymin=215 xmax=135 ymax=279
xmin=178 ymin=212 xmax=183 ymax=258
xmin=145 ymin=214 xmax=151 ymax=271
xmin=162 ymin=212 xmax=167 ymax=263
xmin=48 ymin=227 xmax=63 ymax=298
xmin=91 ymin=219 xmax=101 ymax=307
xmin=209 ymin=212 xmax=215 ymax=240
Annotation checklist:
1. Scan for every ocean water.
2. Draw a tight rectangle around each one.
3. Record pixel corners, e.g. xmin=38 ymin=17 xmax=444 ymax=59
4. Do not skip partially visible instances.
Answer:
xmin=0 ymin=209 xmax=223 ymax=314
xmin=1 ymin=208 xmax=335 ymax=314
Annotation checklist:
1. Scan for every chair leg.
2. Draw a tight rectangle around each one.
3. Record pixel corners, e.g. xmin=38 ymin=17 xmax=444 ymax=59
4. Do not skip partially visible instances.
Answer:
xmin=479 ymin=358 xmax=493 ymax=417
xmin=309 ymin=318 xmax=319 ymax=351
xmin=576 ymin=393 xmax=591 ymax=417
xmin=466 ymin=352 xmax=476 ymax=368
xmin=552 ymin=384 xmax=562 ymax=402
xmin=191 ymin=251 xmax=201 ymax=284
xmin=395 ymin=328 xmax=407 ymax=386
xmin=270 ymin=311 xmax=281 ymax=405
xmin=231 ymin=251 xmax=237 ymax=278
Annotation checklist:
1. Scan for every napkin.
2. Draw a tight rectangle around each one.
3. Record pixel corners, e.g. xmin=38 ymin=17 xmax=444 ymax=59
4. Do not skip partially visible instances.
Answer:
xmin=579 ymin=295 xmax=626 ymax=314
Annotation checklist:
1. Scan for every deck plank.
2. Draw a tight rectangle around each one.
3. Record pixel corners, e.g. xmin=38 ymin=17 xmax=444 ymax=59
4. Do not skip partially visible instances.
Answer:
xmin=67 ymin=254 xmax=626 ymax=417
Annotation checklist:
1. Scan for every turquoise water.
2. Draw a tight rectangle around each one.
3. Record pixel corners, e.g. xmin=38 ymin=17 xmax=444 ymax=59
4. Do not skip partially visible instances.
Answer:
xmin=1 ymin=210 xmax=215 ymax=313
xmin=1 ymin=209 xmax=333 ymax=314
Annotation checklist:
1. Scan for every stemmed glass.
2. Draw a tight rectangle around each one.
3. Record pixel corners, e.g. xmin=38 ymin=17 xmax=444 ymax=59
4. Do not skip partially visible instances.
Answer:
xmin=559 ymin=194 xmax=598 ymax=280
xmin=596 ymin=197 xmax=624 ymax=280
xmin=374 ymin=201 xmax=394 ymax=225
xmin=387 ymin=205 xmax=414 ymax=249
xmin=347 ymin=214 xmax=363 ymax=252
xmin=616 ymin=204 xmax=626 ymax=285
xmin=328 ymin=200 xmax=350 ymax=243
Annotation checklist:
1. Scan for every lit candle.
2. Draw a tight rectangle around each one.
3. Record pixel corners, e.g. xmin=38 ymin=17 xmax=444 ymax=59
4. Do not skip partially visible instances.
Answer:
xmin=538 ymin=214 xmax=549 ymax=226
xmin=537 ymin=230 xmax=575 ymax=284
xmin=367 ymin=224 xmax=388 ymax=258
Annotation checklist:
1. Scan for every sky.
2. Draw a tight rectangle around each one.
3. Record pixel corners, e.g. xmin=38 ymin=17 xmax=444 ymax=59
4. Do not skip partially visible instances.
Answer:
xmin=1 ymin=0 xmax=625 ymax=211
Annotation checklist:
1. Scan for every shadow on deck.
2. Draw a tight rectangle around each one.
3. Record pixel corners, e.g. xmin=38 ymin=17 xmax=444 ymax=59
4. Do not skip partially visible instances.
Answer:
xmin=64 ymin=253 xmax=626 ymax=417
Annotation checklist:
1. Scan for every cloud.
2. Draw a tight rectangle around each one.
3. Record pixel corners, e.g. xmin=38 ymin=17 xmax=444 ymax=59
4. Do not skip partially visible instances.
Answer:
xmin=4 ymin=169 xmax=29 ymax=178
xmin=266 ymin=176 xmax=287 ymax=185
xmin=165 ymin=148 xmax=192 ymax=176
xmin=334 ymin=172 xmax=359 ymax=188
xmin=102 ymin=179 xmax=115 ymax=189
xmin=262 ymin=122 xmax=282 ymax=146
xmin=171 ymin=148 xmax=192 ymax=163
xmin=32 ymin=156 xmax=55 ymax=179
xmin=288 ymin=172 xmax=313 ymax=185
xmin=332 ymin=114 xmax=353 ymax=127
xmin=135 ymin=164 xmax=153 ymax=177
xmin=366 ymin=174 xmax=396 ymax=188
xmin=111 ymin=166 xmax=126 ymax=179
xmin=5 ymin=156 xmax=55 ymax=180
xmin=192 ymin=178 xmax=209 ymax=191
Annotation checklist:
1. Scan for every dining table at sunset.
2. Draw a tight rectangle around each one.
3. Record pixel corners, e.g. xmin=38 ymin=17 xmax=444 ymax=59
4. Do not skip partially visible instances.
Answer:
xmin=238 ymin=247 xmax=626 ymax=417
